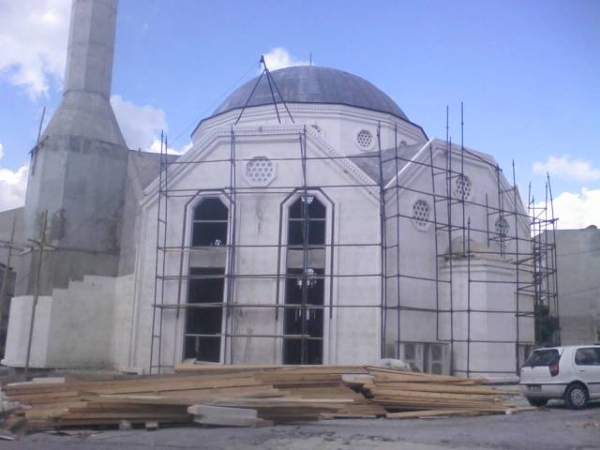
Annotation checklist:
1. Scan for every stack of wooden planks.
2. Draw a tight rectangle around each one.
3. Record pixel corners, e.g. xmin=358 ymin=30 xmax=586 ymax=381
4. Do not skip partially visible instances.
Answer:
xmin=362 ymin=367 xmax=516 ymax=419
xmin=1 ymin=364 xmax=519 ymax=432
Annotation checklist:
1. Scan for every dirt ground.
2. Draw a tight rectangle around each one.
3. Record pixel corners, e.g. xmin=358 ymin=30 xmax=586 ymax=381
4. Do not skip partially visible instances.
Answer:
xmin=4 ymin=401 xmax=600 ymax=450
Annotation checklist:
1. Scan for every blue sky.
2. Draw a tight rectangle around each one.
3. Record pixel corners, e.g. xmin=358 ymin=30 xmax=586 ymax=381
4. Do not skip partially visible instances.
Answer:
xmin=0 ymin=0 xmax=599 ymax=227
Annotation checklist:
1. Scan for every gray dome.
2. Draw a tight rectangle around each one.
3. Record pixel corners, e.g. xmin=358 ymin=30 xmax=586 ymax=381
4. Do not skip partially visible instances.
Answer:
xmin=213 ymin=66 xmax=408 ymax=120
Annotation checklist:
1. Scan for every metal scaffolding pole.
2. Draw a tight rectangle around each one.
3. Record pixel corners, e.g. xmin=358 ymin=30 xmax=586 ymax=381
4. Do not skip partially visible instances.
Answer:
xmin=146 ymin=104 xmax=548 ymax=377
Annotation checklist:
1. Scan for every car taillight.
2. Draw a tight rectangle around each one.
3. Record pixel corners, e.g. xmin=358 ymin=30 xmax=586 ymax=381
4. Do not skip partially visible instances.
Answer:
xmin=549 ymin=362 xmax=559 ymax=377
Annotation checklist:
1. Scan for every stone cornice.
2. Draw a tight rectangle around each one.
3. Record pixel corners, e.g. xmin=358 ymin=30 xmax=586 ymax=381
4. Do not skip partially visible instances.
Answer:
xmin=143 ymin=123 xmax=380 ymax=206
xmin=195 ymin=103 xmax=426 ymax=140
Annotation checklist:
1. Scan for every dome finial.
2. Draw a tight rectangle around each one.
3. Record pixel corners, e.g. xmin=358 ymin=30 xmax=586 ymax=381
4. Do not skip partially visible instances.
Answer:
xmin=235 ymin=56 xmax=296 ymax=125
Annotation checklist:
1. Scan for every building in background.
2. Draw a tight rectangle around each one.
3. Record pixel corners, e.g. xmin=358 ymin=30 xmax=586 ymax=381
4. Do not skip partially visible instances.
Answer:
xmin=0 ymin=208 xmax=22 ymax=359
xmin=545 ymin=226 xmax=600 ymax=345
xmin=0 ymin=263 xmax=16 ymax=358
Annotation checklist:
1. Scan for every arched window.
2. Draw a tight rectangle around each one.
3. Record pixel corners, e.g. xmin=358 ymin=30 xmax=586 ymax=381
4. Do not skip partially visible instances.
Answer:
xmin=185 ymin=197 xmax=229 ymax=363
xmin=287 ymin=195 xmax=326 ymax=247
xmin=192 ymin=198 xmax=228 ymax=246
xmin=284 ymin=195 xmax=326 ymax=365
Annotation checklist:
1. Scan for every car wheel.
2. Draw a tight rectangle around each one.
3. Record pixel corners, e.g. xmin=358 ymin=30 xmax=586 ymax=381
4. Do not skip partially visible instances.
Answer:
xmin=526 ymin=397 xmax=548 ymax=407
xmin=564 ymin=383 xmax=588 ymax=409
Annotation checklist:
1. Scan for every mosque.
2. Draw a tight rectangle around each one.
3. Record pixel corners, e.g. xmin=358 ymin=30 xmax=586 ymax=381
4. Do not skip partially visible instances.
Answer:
xmin=0 ymin=0 xmax=536 ymax=377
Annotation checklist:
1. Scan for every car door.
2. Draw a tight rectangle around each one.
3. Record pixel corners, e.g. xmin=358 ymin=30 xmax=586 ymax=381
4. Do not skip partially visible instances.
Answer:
xmin=573 ymin=347 xmax=600 ymax=399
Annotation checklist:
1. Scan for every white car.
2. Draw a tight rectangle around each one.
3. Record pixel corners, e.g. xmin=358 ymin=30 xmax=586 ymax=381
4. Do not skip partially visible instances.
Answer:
xmin=519 ymin=345 xmax=600 ymax=409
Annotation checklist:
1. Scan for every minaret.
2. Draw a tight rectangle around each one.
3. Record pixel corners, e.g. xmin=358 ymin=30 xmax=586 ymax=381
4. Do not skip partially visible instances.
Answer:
xmin=18 ymin=0 xmax=129 ymax=295
xmin=43 ymin=0 xmax=125 ymax=145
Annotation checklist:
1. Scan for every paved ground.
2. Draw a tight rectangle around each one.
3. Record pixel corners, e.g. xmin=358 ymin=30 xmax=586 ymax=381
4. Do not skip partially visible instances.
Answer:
xmin=5 ymin=401 xmax=600 ymax=450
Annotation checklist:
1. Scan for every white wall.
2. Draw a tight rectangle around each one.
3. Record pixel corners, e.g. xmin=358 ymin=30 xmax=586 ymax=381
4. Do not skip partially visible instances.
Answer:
xmin=2 ymin=120 xmax=535 ymax=376
xmin=382 ymin=140 xmax=534 ymax=376
xmin=195 ymin=104 xmax=427 ymax=159
xmin=3 ymin=273 xmax=134 ymax=369
xmin=3 ymin=295 xmax=51 ymax=368
xmin=132 ymin=122 xmax=385 ymax=371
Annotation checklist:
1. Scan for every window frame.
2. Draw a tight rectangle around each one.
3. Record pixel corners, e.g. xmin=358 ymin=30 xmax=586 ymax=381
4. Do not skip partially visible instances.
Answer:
xmin=191 ymin=196 xmax=230 ymax=247
xmin=286 ymin=194 xmax=327 ymax=249
xmin=278 ymin=189 xmax=334 ymax=365
xmin=180 ymin=192 xmax=233 ymax=365
xmin=412 ymin=198 xmax=432 ymax=231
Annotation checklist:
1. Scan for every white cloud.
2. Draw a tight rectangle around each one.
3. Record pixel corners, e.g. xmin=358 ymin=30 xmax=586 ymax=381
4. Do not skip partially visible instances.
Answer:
xmin=181 ymin=142 xmax=193 ymax=153
xmin=262 ymin=47 xmax=309 ymax=72
xmin=111 ymin=94 xmax=192 ymax=155
xmin=538 ymin=188 xmax=600 ymax=229
xmin=148 ymin=139 xmax=190 ymax=156
xmin=0 ymin=143 xmax=29 ymax=212
xmin=0 ymin=0 xmax=71 ymax=98
xmin=111 ymin=95 xmax=168 ymax=151
xmin=533 ymin=156 xmax=600 ymax=183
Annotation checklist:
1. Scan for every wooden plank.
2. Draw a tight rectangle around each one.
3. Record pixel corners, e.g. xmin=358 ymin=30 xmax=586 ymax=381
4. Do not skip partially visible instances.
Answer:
xmin=386 ymin=409 xmax=498 ymax=419
xmin=370 ymin=382 xmax=510 ymax=395
xmin=175 ymin=364 xmax=369 ymax=374
xmin=366 ymin=387 xmax=502 ymax=402
xmin=3 ymin=364 xmax=517 ymax=431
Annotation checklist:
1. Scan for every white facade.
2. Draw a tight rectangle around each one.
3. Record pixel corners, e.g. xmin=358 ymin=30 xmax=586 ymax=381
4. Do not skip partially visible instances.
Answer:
xmin=0 ymin=1 xmax=535 ymax=378
xmin=5 ymin=94 xmax=534 ymax=377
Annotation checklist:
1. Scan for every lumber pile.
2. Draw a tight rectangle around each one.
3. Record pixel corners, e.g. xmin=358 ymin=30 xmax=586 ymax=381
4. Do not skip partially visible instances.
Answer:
xmin=1 ymin=365 xmax=519 ymax=432
xmin=361 ymin=367 xmax=515 ymax=418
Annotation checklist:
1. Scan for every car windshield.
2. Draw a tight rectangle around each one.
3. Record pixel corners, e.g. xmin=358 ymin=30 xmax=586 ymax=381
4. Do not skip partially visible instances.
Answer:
xmin=523 ymin=349 xmax=560 ymax=367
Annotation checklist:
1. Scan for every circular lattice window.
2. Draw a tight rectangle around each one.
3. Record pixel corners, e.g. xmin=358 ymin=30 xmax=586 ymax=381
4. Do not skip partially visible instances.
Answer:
xmin=245 ymin=156 xmax=276 ymax=186
xmin=495 ymin=217 xmax=510 ymax=237
xmin=356 ymin=129 xmax=374 ymax=149
xmin=413 ymin=199 xmax=431 ymax=230
xmin=454 ymin=175 xmax=472 ymax=200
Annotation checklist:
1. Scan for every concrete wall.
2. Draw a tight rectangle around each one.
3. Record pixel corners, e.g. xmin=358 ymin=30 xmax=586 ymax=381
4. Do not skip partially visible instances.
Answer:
xmin=117 ymin=151 xmax=163 ymax=276
xmin=0 ymin=208 xmax=23 ymax=354
xmin=551 ymin=227 xmax=600 ymax=344
xmin=112 ymin=274 xmax=136 ymax=370
xmin=0 ymin=208 xmax=24 ymax=269
xmin=3 ymin=273 xmax=135 ymax=369
xmin=381 ymin=140 xmax=533 ymax=375
xmin=2 ymin=295 xmax=52 ymax=367
xmin=440 ymin=259 xmax=534 ymax=377
xmin=18 ymin=136 xmax=129 ymax=296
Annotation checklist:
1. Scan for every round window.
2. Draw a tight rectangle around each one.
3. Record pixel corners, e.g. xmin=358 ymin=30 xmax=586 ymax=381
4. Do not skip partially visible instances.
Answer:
xmin=454 ymin=174 xmax=472 ymax=200
xmin=356 ymin=129 xmax=374 ymax=149
xmin=245 ymin=156 xmax=275 ymax=186
xmin=413 ymin=199 xmax=431 ymax=230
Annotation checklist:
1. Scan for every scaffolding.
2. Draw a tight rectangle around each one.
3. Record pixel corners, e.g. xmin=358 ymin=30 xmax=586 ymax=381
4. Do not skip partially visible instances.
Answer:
xmin=148 ymin=72 xmax=558 ymax=376
xmin=528 ymin=176 xmax=560 ymax=346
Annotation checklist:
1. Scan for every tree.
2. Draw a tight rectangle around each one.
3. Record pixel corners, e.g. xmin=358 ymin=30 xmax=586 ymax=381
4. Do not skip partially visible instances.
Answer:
xmin=535 ymin=304 xmax=559 ymax=345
